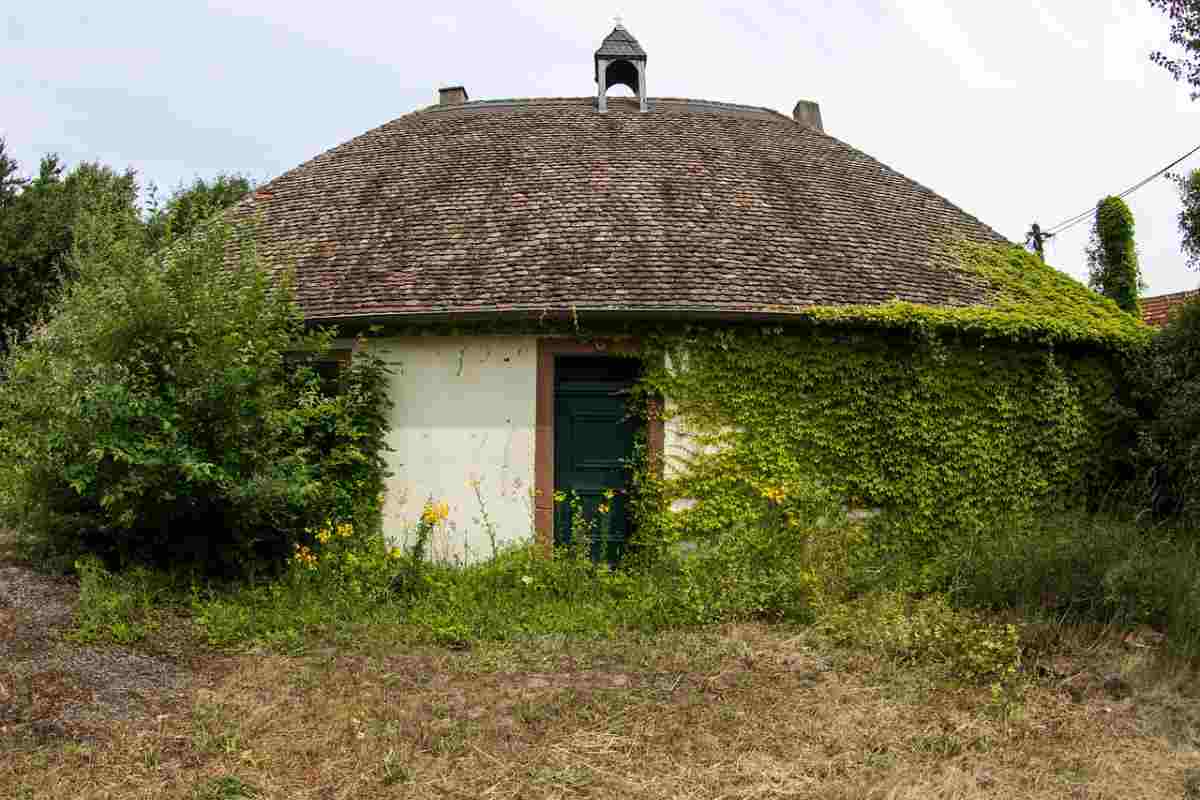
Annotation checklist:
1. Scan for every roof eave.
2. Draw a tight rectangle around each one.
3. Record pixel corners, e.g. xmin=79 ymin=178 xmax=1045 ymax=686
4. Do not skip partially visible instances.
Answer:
xmin=307 ymin=307 xmax=823 ymax=329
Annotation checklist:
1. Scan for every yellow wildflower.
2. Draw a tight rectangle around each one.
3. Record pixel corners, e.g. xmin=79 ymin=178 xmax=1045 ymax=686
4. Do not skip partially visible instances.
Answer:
xmin=337 ymin=522 xmax=353 ymax=538
xmin=421 ymin=500 xmax=451 ymax=525
xmin=388 ymin=547 xmax=403 ymax=560
xmin=316 ymin=530 xmax=332 ymax=544
xmin=598 ymin=503 xmax=610 ymax=515
xmin=760 ymin=486 xmax=786 ymax=504
xmin=291 ymin=543 xmax=318 ymax=568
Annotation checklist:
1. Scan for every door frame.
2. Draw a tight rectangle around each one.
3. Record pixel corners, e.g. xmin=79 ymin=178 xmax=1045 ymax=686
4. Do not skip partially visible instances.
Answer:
xmin=534 ymin=338 xmax=664 ymax=555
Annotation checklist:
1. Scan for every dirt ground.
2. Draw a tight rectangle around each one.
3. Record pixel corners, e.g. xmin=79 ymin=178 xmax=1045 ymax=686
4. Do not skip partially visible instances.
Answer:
xmin=2 ymin=531 xmax=1200 ymax=799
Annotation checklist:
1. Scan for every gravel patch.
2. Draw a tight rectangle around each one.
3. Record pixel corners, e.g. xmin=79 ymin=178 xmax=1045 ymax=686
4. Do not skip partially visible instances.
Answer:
xmin=0 ymin=561 xmax=192 ymax=732
xmin=0 ymin=564 xmax=75 ymax=651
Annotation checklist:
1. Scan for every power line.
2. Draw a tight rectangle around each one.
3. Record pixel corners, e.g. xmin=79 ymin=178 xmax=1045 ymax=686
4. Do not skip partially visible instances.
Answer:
xmin=1041 ymin=142 xmax=1200 ymax=238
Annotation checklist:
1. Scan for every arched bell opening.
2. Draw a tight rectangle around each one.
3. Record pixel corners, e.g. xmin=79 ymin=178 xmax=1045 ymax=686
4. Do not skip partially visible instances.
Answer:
xmin=604 ymin=59 xmax=640 ymax=95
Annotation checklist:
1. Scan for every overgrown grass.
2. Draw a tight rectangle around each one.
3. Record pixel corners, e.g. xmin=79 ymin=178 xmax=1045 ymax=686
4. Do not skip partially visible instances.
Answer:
xmin=939 ymin=513 xmax=1200 ymax=660
xmin=188 ymin=529 xmax=824 ymax=653
xmin=18 ymin=511 xmax=1200 ymax=798
xmin=71 ymin=556 xmax=192 ymax=645
xmin=71 ymin=509 xmax=1200 ymax=676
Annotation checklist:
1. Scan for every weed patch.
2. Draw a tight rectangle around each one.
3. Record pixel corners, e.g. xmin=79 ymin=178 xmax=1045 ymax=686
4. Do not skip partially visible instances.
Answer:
xmin=942 ymin=514 xmax=1200 ymax=659
xmin=819 ymin=592 xmax=1021 ymax=685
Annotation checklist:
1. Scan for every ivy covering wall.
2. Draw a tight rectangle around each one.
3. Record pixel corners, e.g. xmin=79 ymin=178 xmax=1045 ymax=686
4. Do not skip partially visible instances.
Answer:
xmin=627 ymin=246 xmax=1148 ymax=586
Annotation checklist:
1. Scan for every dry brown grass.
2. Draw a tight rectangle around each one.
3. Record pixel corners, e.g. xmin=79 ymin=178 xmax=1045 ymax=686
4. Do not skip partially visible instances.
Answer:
xmin=3 ymin=621 xmax=1199 ymax=800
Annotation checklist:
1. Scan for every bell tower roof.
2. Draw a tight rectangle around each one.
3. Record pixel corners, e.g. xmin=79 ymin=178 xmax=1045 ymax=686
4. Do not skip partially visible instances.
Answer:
xmin=595 ymin=23 xmax=646 ymax=64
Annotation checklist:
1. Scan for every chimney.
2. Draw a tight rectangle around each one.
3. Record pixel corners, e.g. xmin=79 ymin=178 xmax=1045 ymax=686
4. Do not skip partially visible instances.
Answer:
xmin=792 ymin=100 xmax=824 ymax=133
xmin=438 ymin=86 xmax=469 ymax=106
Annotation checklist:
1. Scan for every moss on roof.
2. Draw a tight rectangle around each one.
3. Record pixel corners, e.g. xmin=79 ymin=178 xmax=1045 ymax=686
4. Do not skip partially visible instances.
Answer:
xmin=793 ymin=245 xmax=1150 ymax=350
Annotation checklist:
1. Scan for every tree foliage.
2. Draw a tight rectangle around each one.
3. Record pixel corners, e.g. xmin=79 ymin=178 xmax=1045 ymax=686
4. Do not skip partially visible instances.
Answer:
xmin=0 ymin=138 xmax=25 ymax=208
xmin=0 ymin=195 xmax=392 ymax=575
xmin=1172 ymin=168 xmax=1200 ymax=269
xmin=0 ymin=142 xmax=253 ymax=360
xmin=144 ymin=174 xmax=252 ymax=250
xmin=1150 ymin=0 xmax=1200 ymax=98
xmin=0 ymin=152 xmax=139 ymax=358
xmin=1131 ymin=294 xmax=1200 ymax=520
xmin=1086 ymin=196 xmax=1142 ymax=314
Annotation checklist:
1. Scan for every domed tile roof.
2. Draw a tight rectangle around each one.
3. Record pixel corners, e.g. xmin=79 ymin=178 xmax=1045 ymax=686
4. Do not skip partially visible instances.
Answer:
xmin=234 ymin=96 xmax=1008 ymax=323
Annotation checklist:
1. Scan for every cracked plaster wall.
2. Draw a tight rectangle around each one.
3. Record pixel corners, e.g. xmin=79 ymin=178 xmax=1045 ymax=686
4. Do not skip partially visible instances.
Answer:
xmin=370 ymin=336 xmax=538 ymax=562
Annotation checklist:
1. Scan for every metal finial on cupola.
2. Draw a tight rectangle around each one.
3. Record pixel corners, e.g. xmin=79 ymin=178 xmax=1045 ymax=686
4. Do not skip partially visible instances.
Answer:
xmin=595 ymin=19 xmax=647 ymax=113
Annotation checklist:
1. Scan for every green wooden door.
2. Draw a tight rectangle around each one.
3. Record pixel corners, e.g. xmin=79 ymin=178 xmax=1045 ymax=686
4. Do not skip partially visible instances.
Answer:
xmin=553 ymin=356 xmax=639 ymax=562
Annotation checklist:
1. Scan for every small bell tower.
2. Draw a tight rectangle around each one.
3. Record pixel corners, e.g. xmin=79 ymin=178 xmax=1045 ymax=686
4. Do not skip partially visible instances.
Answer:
xmin=595 ymin=20 xmax=647 ymax=113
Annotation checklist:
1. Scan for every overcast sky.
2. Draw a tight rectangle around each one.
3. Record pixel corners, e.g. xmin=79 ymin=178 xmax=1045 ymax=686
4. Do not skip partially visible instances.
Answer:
xmin=3 ymin=1 xmax=1198 ymax=295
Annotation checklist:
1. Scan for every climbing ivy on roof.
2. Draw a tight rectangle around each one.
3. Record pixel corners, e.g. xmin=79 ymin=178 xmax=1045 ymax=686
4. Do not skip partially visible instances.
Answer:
xmin=791 ymin=244 xmax=1149 ymax=350
xmin=356 ymin=245 xmax=1149 ymax=352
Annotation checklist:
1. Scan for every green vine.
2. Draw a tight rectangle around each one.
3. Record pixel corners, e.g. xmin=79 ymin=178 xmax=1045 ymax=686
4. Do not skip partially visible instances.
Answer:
xmin=630 ymin=322 xmax=1123 ymax=588
xmin=1086 ymin=197 xmax=1142 ymax=315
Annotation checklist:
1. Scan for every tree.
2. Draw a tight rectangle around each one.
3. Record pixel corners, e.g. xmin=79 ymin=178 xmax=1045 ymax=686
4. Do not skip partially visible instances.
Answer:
xmin=1172 ymin=168 xmax=1200 ymax=269
xmin=0 ymin=138 xmax=25 ymax=209
xmin=1086 ymin=196 xmax=1142 ymax=314
xmin=1150 ymin=0 xmax=1200 ymax=98
xmin=144 ymin=174 xmax=252 ymax=250
xmin=0 ymin=154 xmax=139 ymax=357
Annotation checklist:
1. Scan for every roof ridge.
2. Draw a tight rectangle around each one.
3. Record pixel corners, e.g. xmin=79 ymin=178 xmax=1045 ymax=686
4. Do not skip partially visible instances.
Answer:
xmin=416 ymin=96 xmax=791 ymax=120
xmin=1143 ymin=288 xmax=1200 ymax=301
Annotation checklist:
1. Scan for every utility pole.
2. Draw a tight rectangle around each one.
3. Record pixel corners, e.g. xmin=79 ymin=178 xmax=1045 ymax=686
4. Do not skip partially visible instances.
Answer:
xmin=1024 ymin=222 xmax=1053 ymax=262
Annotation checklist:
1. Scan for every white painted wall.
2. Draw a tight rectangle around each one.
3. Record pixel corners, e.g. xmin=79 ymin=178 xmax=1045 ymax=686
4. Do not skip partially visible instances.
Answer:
xmin=370 ymin=335 xmax=538 ymax=562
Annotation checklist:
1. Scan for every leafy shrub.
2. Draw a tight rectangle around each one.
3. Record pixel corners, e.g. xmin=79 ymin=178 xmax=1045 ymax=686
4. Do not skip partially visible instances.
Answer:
xmin=1132 ymin=295 xmax=1200 ymax=522
xmin=820 ymin=591 xmax=1022 ymax=684
xmin=0 ymin=192 xmax=391 ymax=575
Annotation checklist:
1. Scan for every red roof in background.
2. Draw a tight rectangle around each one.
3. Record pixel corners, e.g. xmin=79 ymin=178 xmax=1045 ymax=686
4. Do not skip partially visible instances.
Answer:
xmin=1142 ymin=289 xmax=1200 ymax=327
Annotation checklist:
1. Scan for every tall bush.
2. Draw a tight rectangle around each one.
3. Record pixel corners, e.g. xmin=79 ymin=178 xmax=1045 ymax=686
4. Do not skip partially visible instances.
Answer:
xmin=1087 ymin=196 xmax=1141 ymax=314
xmin=0 ymin=191 xmax=392 ymax=575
